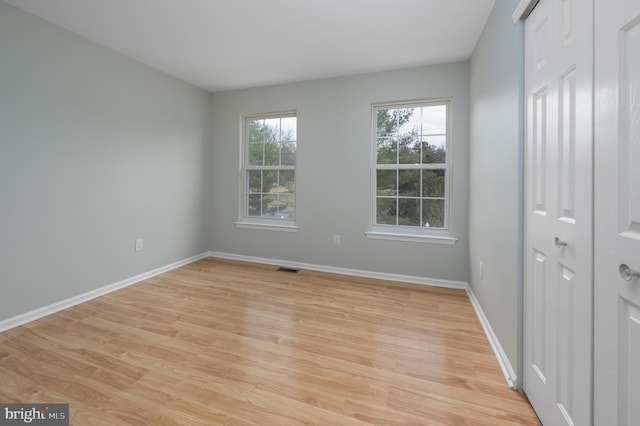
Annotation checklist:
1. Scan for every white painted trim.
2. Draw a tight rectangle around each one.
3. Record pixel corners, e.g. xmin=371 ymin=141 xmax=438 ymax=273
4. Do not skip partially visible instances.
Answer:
xmin=207 ymin=251 xmax=468 ymax=290
xmin=0 ymin=252 xmax=210 ymax=333
xmin=234 ymin=222 xmax=298 ymax=232
xmin=466 ymin=286 xmax=519 ymax=390
xmin=513 ymin=0 xmax=539 ymax=24
xmin=365 ymin=231 xmax=457 ymax=245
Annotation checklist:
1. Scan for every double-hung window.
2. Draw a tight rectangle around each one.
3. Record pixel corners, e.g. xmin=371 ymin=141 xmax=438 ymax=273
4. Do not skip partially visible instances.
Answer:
xmin=238 ymin=112 xmax=297 ymax=231
xmin=368 ymin=99 xmax=455 ymax=244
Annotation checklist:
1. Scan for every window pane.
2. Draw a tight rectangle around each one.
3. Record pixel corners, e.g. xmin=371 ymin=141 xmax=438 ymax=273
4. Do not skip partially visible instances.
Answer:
xmin=279 ymin=170 xmax=295 ymax=193
xmin=377 ymin=136 xmax=397 ymax=164
xmin=376 ymin=170 xmax=397 ymax=196
xmin=248 ymin=119 xmax=264 ymax=142
xmin=248 ymin=194 xmax=262 ymax=216
xmin=264 ymin=142 xmax=280 ymax=166
xmin=376 ymin=109 xmax=396 ymax=137
xmin=262 ymin=194 xmax=277 ymax=217
xmin=422 ymin=169 xmax=445 ymax=197
xmin=422 ymin=105 xmax=447 ymax=134
xmin=262 ymin=170 xmax=278 ymax=193
xmin=263 ymin=118 xmax=280 ymax=141
xmin=249 ymin=143 xmax=263 ymax=166
xmin=278 ymin=194 xmax=295 ymax=218
xmin=422 ymin=135 xmax=446 ymax=164
xmin=398 ymin=169 xmax=420 ymax=196
xmin=399 ymin=134 xmax=420 ymax=164
xmin=281 ymin=117 xmax=297 ymax=142
xmin=248 ymin=170 xmax=262 ymax=193
xmin=376 ymin=198 xmax=396 ymax=225
xmin=398 ymin=198 xmax=421 ymax=227
xmin=422 ymin=199 xmax=445 ymax=228
xmin=281 ymin=142 xmax=296 ymax=166
xmin=398 ymin=107 xmax=420 ymax=136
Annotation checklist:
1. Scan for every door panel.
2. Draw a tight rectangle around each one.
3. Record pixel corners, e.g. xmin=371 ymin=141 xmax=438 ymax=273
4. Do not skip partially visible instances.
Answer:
xmin=619 ymin=18 xmax=640 ymax=236
xmin=594 ymin=0 xmax=640 ymax=424
xmin=530 ymin=250 xmax=548 ymax=383
xmin=560 ymin=0 xmax=575 ymax=44
xmin=558 ymin=67 xmax=576 ymax=222
xmin=533 ymin=87 xmax=549 ymax=214
xmin=556 ymin=263 xmax=578 ymax=424
xmin=620 ymin=301 xmax=640 ymax=426
xmin=524 ymin=0 xmax=593 ymax=424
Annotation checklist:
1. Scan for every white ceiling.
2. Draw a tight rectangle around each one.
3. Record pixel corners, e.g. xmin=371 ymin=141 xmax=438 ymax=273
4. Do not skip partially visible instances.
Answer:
xmin=4 ymin=0 xmax=496 ymax=92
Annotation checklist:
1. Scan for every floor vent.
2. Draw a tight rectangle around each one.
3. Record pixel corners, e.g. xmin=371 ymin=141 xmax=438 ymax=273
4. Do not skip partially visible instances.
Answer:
xmin=276 ymin=267 xmax=299 ymax=273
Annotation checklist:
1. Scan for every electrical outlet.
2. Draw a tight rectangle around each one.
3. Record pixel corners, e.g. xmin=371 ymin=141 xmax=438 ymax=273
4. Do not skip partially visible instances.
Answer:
xmin=135 ymin=238 xmax=144 ymax=252
xmin=333 ymin=234 xmax=341 ymax=246
xmin=480 ymin=261 xmax=484 ymax=280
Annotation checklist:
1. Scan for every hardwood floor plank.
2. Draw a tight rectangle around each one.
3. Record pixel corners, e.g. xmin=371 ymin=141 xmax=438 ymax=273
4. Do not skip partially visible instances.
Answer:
xmin=0 ymin=258 xmax=539 ymax=425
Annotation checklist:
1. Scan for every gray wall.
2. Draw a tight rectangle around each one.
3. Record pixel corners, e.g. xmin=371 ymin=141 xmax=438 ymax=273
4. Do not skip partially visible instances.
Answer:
xmin=210 ymin=63 xmax=470 ymax=283
xmin=469 ymin=0 xmax=525 ymax=382
xmin=0 ymin=2 xmax=212 ymax=321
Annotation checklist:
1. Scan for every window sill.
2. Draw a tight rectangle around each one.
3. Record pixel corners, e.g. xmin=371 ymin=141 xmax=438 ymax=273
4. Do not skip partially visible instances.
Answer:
xmin=365 ymin=230 xmax=457 ymax=245
xmin=235 ymin=221 xmax=299 ymax=233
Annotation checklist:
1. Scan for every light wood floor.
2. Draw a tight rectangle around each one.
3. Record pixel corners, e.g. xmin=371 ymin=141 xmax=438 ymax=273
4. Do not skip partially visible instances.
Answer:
xmin=0 ymin=258 xmax=540 ymax=425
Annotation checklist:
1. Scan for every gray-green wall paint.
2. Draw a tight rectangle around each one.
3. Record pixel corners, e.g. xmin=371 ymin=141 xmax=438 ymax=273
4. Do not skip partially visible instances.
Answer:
xmin=0 ymin=2 xmax=212 ymax=321
xmin=469 ymin=0 xmax=525 ymax=383
xmin=210 ymin=64 xmax=470 ymax=282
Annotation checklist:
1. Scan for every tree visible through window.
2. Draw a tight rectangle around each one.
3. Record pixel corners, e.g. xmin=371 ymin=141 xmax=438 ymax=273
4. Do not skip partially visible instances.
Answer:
xmin=373 ymin=100 xmax=449 ymax=230
xmin=242 ymin=112 xmax=296 ymax=223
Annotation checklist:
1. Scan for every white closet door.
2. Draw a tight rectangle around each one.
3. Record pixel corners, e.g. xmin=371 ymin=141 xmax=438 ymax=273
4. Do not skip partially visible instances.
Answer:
xmin=594 ymin=0 xmax=640 ymax=424
xmin=523 ymin=0 xmax=593 ymax=424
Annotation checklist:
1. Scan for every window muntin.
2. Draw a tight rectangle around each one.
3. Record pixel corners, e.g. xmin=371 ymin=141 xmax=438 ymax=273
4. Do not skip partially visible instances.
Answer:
xmin=242 ymin=112 xmax=296 ymax=224
xmin=372 ymin=100 xmax=450 ymax=233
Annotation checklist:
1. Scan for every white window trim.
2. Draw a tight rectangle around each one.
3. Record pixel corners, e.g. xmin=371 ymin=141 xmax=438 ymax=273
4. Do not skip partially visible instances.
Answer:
xmin=235 ymin=221 xmax=299 ymax=232
xmin=237 ymin=110 xmax=297 ymax=231
xmin=364 ymin=230 xmax=457 ymax=245
xmin=368 ymin=98 xmax=456 ymax=244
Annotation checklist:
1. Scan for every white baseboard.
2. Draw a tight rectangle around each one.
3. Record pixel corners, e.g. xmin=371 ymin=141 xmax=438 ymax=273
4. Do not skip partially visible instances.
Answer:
xmin=0 ymin=252 xmax=210 ymax=333
xmin=0 ymin=250 xmax=518 ymax=393
xmin=466 ymin=286 xmax=519 ymax=390
xmin=207 ymin=251 xmax=468 ymax=290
